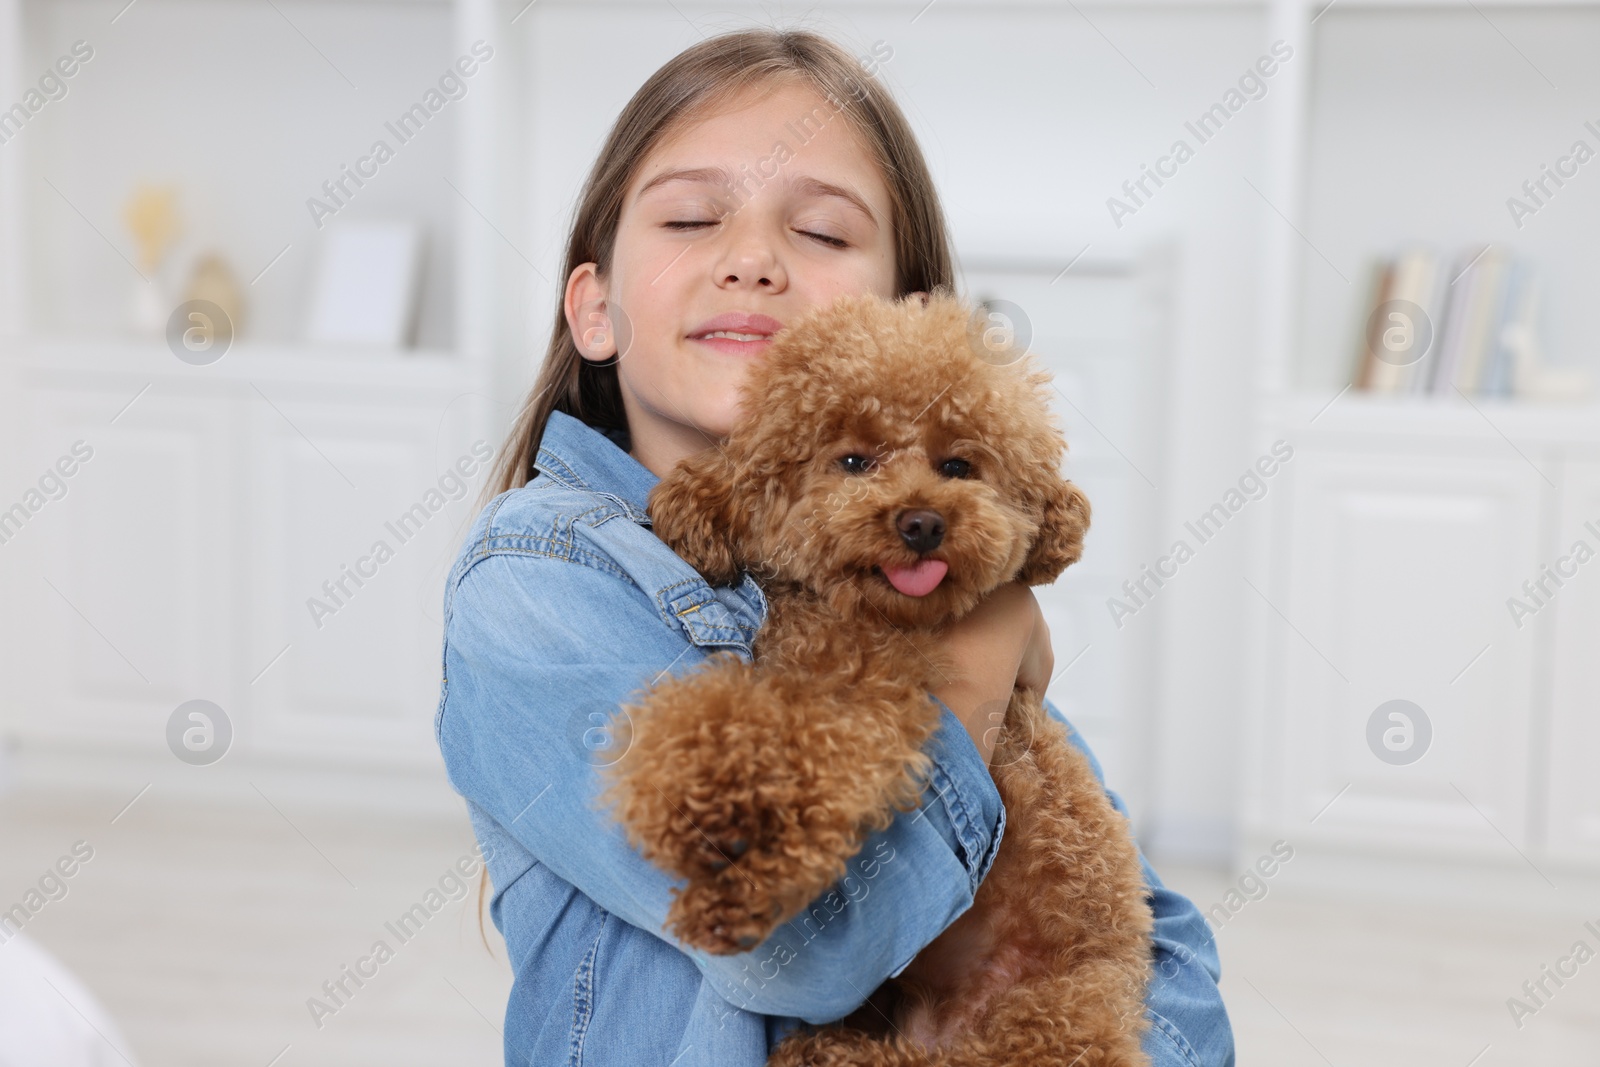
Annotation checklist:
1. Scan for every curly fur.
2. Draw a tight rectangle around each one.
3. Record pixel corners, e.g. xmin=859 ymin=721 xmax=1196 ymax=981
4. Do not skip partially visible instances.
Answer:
xmin=596 ymin=291 xmax=1153 ymax=1065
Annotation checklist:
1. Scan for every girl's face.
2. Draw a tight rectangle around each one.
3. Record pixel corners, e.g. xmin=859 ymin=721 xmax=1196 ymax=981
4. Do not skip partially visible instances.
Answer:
xmin=566 ymin=78 xmax=900 ymax=479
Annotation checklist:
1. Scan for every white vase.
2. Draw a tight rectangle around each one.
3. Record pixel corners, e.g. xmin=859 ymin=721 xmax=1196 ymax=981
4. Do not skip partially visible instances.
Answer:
xmin=131 ymin=273 xmax=166 ymax=337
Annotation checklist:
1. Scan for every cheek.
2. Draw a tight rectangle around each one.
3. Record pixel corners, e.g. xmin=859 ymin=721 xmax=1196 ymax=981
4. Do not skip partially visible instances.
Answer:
xmin=801 ymin=265 xmax=896 ymax=310
xmin=608 ymin=225 xmax=697 ymax=322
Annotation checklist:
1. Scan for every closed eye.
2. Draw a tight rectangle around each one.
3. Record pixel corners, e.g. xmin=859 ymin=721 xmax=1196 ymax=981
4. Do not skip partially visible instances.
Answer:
xmin=799 ymin=230 xmax=848 ymax=248
xmin=662 ymin=220 xmax=846 ymax=248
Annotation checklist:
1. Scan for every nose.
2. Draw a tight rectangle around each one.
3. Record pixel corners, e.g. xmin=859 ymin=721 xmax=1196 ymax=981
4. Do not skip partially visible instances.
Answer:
xmin=897 ymin=508 xmax=945 ymax=553
xmin=714 ymin=228 xmax=787 ymax=292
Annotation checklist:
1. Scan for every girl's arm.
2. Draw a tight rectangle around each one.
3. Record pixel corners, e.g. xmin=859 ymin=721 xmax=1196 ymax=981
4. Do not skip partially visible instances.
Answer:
xmin=439 ymin=546 xmax=1234 ymax=1056
xmin=437 ymin=549 xmax=1008 ymax=1024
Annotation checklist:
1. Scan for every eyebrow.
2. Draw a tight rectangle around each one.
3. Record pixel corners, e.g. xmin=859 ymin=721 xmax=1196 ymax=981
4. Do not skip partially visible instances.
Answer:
xmin=634 ymin=165 xmax=879 ymax=228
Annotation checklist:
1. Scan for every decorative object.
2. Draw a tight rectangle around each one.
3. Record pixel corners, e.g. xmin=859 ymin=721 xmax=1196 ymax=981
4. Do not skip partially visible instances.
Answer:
xmin=122 ymin=183 xmax=180 ymax=335
xmin=305 ymin=220 xmax=424 ymax=348
xmin=183 ymin=253 xmax=245 ymax=339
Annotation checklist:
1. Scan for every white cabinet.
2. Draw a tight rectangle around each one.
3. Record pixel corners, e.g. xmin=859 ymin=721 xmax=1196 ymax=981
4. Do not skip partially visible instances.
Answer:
xmin=1547 ymin=457 xmax=1600 ymax=864
xmin=0 ymin=341 xmax=489 ymax=785
xmin=10 ymin=381 xmax=241 ymax=747
xmin=1276 ymin=443 xmax=1542 ymax=853
xmin=243 ymin=386 xmax=479 ymax=765
xmin=1247 ymin=396 xmax=1600 ymax=874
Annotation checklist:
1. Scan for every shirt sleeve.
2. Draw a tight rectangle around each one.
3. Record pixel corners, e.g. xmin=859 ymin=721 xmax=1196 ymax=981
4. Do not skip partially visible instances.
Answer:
xmin=436 ymin=550 xmax=1008 ymax=1024
xmin=1042 ymin=698 xmax=1237 ymax=1067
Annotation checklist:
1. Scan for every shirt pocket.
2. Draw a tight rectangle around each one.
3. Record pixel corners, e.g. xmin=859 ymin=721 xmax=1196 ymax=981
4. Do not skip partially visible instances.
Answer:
xmin=656 ymin=578 xmax=763 ymax=656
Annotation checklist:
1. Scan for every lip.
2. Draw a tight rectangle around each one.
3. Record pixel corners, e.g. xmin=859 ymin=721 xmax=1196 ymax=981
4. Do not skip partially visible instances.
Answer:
xmin=687 ymin=312 xmax=784 ymax=356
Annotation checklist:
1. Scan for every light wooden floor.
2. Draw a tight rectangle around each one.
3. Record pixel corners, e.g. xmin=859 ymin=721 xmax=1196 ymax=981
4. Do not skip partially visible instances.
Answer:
xmin=1154 ymin=862 xmax=1600 ymax=1065
xmin=2 ymin=788 xmax=1596 ymax=1065
xmin=0 ymin=787 xmax=513 ymax=1067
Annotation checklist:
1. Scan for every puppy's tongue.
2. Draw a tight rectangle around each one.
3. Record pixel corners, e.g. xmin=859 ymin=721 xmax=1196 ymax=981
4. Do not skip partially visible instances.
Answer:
xmin=880 ymin=559 xmax=948 ymax=597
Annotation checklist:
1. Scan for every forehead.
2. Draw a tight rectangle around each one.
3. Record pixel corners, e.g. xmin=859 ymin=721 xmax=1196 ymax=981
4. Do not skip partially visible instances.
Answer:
xmin=626 ymin=80 xmax=890 ymax=215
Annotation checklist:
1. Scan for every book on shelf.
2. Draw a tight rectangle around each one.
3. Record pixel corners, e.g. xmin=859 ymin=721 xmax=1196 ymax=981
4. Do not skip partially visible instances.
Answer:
xmin=1346 ymin=245 xmax=1588 ymax=401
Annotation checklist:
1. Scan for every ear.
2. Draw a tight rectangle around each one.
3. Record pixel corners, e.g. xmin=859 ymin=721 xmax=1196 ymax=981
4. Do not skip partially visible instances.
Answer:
xmin=1014 ymin=477 xmax=1091 ymax=586
xmin=646 ymin=447 xmax=748 ymax=586
xmin=564 ymin=263 xmax=619 ymax=363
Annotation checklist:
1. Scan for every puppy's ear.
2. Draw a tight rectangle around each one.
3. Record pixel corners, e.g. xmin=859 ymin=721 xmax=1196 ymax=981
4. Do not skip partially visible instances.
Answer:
xmin=1015 ymin=477 xmax=1091 ymax=586
xmin=647 ymin=447 xmax=747 ymax=586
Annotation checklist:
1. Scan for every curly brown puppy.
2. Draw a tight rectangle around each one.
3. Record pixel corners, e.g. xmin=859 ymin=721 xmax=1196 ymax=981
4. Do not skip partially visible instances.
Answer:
xmin=597 ymin=290 xmax=1153 ymax=1065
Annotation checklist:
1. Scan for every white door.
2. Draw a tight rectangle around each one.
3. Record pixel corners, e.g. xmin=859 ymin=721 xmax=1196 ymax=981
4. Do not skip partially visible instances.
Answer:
xmin=963 ymin=257 xmax=1172 ymax=820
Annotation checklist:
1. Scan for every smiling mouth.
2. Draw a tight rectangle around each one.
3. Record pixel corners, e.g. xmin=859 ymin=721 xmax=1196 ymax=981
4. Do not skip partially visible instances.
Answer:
xmin=689 ymin=331 xmax=773 ymax=354
xmin=696 ymin=330 xmax=770 ymax=341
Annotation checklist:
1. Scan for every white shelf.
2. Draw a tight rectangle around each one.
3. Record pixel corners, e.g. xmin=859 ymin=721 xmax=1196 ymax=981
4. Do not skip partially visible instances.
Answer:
xmin=1318 ymin=0 xmax=1600 ymax=6
xmin=13 ymin=334 xmax=480 ymax=392
xmin=1263 ymin=388 xmax=1600 ymax=445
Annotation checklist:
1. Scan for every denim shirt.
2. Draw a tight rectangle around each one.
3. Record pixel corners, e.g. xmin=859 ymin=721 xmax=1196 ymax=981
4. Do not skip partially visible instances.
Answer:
xmin=435 ymin=409 xmax=1236 ymax=1067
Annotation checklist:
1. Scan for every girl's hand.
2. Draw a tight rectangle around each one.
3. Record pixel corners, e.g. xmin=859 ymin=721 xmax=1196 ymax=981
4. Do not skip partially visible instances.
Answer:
xmin=930 ymin=582 xmax=1052 ymax=766
xmin=1014 ymin=591 xmax=1054 ymax=695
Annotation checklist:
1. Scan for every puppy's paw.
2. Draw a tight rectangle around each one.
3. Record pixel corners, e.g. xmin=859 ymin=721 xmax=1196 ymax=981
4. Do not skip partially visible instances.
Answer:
xmin=666 ymin=874 xmax=786 ymax=956
xmin=609 ymin=761 xmax=795 ymax=885
xmin=601 ymin=666 xmax=803 ymax=882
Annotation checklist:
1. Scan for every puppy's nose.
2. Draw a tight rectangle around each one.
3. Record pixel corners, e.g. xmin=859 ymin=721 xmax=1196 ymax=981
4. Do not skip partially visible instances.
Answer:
xmin=897 ymin=508 xmax=945 ymax=553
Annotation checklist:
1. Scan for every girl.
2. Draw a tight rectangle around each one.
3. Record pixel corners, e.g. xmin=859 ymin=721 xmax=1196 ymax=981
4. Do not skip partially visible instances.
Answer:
xmin=435 ymin=27 xmax=1235 ymax=1067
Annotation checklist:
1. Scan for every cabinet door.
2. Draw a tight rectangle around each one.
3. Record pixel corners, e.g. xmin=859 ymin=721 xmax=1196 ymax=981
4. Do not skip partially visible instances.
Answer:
xmin=1274 ymin=445 xmax=1543 ymax=855
xmin=5 ymin=382 xmax=239 ymax=748
xmin=1547 ymin=457 xmax=1600 ymax=864
xmin=244 ymin=391 xmax=481 ymax=767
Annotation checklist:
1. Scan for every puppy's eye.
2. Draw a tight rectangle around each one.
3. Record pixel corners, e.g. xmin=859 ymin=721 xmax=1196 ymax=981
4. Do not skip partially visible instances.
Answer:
xmin=838 ymin=454 xmax=877 ymax=475
xmin=939 ymin=457 xmax=973 ymax=479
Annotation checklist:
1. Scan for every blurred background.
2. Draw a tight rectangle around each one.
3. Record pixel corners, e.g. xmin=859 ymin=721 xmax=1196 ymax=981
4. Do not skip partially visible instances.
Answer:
xmin=1 ymin=0 xmax=1597 ymax=1063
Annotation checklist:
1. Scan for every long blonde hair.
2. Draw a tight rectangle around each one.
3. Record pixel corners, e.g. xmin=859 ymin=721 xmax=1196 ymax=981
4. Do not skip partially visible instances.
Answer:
xmin=473 ymin=25 xmax=958 ymax=946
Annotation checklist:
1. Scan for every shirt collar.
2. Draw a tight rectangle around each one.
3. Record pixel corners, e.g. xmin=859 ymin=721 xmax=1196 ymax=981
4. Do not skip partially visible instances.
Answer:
xmin=533 ymin=408 xmax=769 ymax=628
xmin=533 ymin=409 xmax=657 ymax=526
